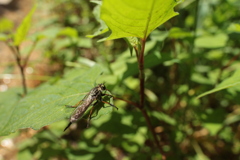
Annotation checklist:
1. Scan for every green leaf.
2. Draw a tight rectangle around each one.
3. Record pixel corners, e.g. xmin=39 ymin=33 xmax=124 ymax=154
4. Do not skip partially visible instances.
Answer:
xmin=168 ymin=27 xmax=193 ymax=39
xmin=0 ymin=65 xmax=116 ymax=136
xmin=194 ymin=33 xmax=228 ymax=48
xmin=0 ymin=33 xmax=10 ymax=41
xmin=228 ymin=23 xmax=240 ymax=33
xmin=201 ymin=108 xmax=225 ymax=135
xmin=0 ymin=88 xmax=22 ymax=135
xmin=124 ymin=37 xmax=139 ymax=56
xmin=0 ymin=18 xmax=14 ymax=32
xmin=152 ymin=111 xmax=176 ymax=126
xmin=57 ymin=27 xmax=78 ymax=37
xmin=197 ymin=69 xmax=240 ymax=98
xmin=13 ymin=6 xmax=36 ymax=46
xmin=86 ymin=1 xmax=109 ymax=38
xmin=100 ymin=0 xmax=180 ymax=40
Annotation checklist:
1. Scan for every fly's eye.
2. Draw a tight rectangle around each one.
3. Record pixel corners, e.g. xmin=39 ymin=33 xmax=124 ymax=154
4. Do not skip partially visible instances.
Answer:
xmin=101 ymin=84 xmax=106 ymax=90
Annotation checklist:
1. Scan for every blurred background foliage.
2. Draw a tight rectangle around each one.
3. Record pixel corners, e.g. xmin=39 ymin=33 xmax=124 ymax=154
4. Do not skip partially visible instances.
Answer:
xmin=0 ymin=0 xmax=240 ymax=159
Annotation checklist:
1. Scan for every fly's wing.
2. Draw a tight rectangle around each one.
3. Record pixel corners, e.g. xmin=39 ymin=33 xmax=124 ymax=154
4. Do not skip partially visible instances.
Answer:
xmin=69 ymin=88 xmax=100 ymax=123
xmin=69 ymin=91 xmax=90 ymax=113
xmin=64 ymin=89 xmax=95 ymax=130
xmin=67 ymin=90 xmax=91 ymax=108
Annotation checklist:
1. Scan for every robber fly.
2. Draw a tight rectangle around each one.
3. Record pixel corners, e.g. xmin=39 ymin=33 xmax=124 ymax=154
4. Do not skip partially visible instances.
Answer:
xmin=64 ymin=83 xmax=118 ymax=131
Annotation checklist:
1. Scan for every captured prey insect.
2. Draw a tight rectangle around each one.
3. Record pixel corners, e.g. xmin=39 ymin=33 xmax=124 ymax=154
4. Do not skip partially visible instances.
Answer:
xmin=64 ymin=83 xmax=118 ymax=131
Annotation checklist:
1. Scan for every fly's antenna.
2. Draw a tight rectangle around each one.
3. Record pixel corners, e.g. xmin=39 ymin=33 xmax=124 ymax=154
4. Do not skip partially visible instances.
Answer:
xmin=94 ymin=72 xmax=104 ymax=86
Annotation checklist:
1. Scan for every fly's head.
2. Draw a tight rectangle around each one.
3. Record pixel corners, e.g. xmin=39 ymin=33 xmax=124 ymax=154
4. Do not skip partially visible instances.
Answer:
xmin=98 ymin=83 xmax=106 ymax=91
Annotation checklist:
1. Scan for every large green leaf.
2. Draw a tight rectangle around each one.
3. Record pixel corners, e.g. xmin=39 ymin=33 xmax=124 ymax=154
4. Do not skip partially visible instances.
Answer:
xmin=0 ymin=65 xmax=116 ymax=136
xmin=197 ymin=69 xmax=240 ymax=98
xmin=100 ymin=0 xmax=180 ymax=40
xmin=0 ymin=88 xmax=22 ymax=135
xmin=13 ymin=6 xmax=36 ymax=46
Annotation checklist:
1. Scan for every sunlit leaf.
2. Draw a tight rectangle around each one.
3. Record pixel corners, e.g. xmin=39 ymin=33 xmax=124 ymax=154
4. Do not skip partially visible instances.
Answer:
xmin=13 ymin=6 xmax=36 ymax=46
xmin=168 ymin=27 xmax=193 ymax=39
xmin=194 ymin=33 xmax=228 ymax=48
xmin=197 ymin=69 xmax=240 ymax=98
xmin=152 ymin=111 xmax=176 ymax=126
xmin=228 ymin=23 xmax=240 ymax=33
xmin=0 ymin=18 xmax=14 ymax=32
xmin=86 ymin=1 xmax=109 ymax=38
xmin=57 ymin=27 xmax=78 ymax=37
xmin=100 ymin=0 xmax=180 ymax=40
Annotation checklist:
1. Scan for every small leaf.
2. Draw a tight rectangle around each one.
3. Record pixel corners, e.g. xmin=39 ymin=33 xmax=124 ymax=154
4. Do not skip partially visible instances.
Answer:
xmin=100 ymin=0 xmax=180 ymax=40
xmin=86 ymin=1 xmax=109 ymax=38
xmin=57 ymin=27 xmax=78 ymax=37
xmin=228 ymin=23 xmax=240 ymax=33
xmin=168 ymin=27 xmax=193 ymax=39
xmin=86 ymin=28 xmax=109 ymax=38
xmin=197 ymin=69 xmax=240 ymax=98
xmin=0 ymin=18 xmax=14 ymax=32
xmin=152 ymin=111 xmax=176 ymax=126
xmin=124 ymin=37 xmax=139 ymax=56
xmin=194 ymin=33 xmax=228 ymax=48
xmin=13 ymin=6 xmax=36 ymax=46
xmin=0 ymin=33 xmax=10 ymax=41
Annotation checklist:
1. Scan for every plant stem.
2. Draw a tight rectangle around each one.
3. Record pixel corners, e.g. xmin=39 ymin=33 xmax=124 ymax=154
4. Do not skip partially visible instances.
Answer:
xmin=9 ymin=45 xmax=28 ymax=96
xmin=137 ymin=38 xmax=165 ymax=158
xmin=141 ymin=108 xmax=166 ymax=159
xmin=20 ymin=64 xmax=27 ymax=96
xmin=139 ymin=39 xmax=146 ymax=109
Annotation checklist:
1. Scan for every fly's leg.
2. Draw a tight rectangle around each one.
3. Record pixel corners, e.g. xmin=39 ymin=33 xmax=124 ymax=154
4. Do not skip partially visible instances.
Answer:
xmin=87 ymin=107 xmax=94 ymax=128
xmin=102 ymin=93 xmax=113 ymax=98
xmin=65 ymin=100 xmax=83 ymax=108
xmin=101 ymin=100 xmax=118 ymax=110
xmin=86 ymin=101 xmax=98 ymax=128
xmin=101 ymin=93 xmax=118 ymax=109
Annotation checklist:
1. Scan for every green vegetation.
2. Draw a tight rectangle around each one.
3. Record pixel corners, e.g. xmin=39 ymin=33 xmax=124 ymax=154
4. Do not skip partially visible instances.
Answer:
xmin=0 ymin=0 xmax=239 ymax=159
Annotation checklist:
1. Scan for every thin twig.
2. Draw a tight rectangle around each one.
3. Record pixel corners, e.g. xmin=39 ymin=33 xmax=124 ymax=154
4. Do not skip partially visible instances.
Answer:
xmin=9 ymin=44 xmax=28 ymax=96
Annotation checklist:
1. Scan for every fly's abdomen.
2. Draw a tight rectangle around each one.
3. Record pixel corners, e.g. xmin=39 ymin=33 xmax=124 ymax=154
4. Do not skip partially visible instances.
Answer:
xmin=70 ymin=102 xmax=91 ymax=123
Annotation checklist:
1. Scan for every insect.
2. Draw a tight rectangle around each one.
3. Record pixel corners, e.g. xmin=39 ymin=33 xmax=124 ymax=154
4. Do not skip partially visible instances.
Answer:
xmin=64 ymin=83 xmax=118 ymax=131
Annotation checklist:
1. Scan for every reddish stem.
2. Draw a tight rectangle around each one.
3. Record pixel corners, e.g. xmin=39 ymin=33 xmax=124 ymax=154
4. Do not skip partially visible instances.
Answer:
xmin=139 ymin=39 xmax=146 ymax=109
xmin=136 ymin=38 xmax=164 ymax=158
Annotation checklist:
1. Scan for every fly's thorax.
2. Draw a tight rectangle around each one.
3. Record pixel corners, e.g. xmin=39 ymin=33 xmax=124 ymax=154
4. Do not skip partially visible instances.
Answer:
xmin=90 ymin=85 xmax=104 ymax=99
